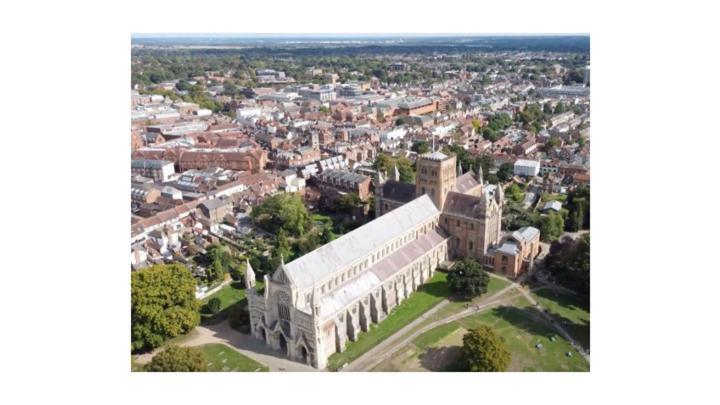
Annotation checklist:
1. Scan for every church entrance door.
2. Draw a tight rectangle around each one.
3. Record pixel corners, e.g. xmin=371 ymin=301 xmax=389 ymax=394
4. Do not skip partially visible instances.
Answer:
xmin=279 ymin=334 xmax=288 ymax=356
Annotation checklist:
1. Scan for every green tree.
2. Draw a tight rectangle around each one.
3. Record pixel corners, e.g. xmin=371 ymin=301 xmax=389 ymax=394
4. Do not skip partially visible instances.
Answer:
xmin=412 ymin=140 xmax=430 ymax=154
xmin=146 ymin=346 xmax=208 ymax=372
xmin=275 ymin=228 xmax=292 ymax=260
xmin=206 ymin=297 xmax=222 ymax=315
xmin=496 ymin=162 xmax=514 ymax=182
xmin=461 ymin=325 xmax=511 ymax=372
xmin=131 ymin=264 xmax=200 ymax=353
xmin=447 ymin=258 xmax=490 ymax=300
xmin=506 ymin=183 xmax=524 ymax=203
xmin=538 ymin=211 xmax=565 ymax=242
xmin=373 ymin=153 xmax=415 ymax=182
xmin=251 ymin=193 xmax=311 ymax=237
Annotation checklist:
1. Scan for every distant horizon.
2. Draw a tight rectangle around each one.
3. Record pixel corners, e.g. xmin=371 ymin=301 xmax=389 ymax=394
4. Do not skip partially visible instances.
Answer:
xmin=132 ymin=33 xmax=589 ymax=39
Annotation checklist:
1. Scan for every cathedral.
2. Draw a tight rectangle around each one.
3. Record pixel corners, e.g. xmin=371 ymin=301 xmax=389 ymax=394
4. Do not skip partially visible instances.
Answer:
xmin=244 ymin=150 xmax=538 ymax=369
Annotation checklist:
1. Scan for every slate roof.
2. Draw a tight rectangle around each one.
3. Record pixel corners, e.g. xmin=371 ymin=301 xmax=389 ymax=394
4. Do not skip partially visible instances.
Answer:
xmin=381 ymin=180 xmax=416 ymax=204
xmin=283 ymin=195 xmax=440 ymax=291
xmin=455 ymin=171 xmax=481 ymax=194
xmin=317 ymin=227 xmax=449 ymax=318
xmin=442 ymin=191 xmax=487 ymax=218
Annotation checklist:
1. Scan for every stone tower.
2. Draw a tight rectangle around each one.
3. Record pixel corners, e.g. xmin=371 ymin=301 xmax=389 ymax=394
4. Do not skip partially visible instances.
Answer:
xmin=415 ymin=151 xmax=457 ymax=209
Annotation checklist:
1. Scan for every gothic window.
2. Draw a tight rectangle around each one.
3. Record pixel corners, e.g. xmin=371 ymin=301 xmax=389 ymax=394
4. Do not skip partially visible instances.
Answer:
xmin=457 ymin=220 xmax=461 ymax=226
xmin=470 ymin=223 xmax=475 ymax=230
xmin=469 ymin=241 xmax=474 ymax=251
xmin=276 ymin=291 xmax=291 ymax=321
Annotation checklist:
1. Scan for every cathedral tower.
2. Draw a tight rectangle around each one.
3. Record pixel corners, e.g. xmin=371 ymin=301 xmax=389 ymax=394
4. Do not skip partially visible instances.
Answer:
xmin=415 ymin=151 xmax=456 ymax=209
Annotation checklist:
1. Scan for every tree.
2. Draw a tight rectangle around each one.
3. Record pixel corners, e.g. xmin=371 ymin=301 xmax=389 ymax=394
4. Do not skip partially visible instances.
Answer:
xmin=538 ymin=211 xmax=565 ymax=242
xmin=146 ymin=346 xmax=208 ymax=372
xmin=131 ymin=264 xmax=200 ymax=352
xmin=335 ymin=192 xmax=361 ymax=214
xmin=496 ymin=162 xmax=514 ymax=182
xmin=275 ymin=228 xmax=292 ymax=260
xmin=543 ymin=234 xmax=590 ymax=295
xmin=447 ymin=258 xmax=490 ymax=300
xmin=506 ymin=183 xmax=524 ymax=203
xmin=206 ymin=298 xmax=222 ymax=315
xmin=373 ymin=153 xmax=415 ymax=182
xmin=461 ymin=326 xmax=511 ymax=372
xmin=251 ymin=193 xmax=311 ymax=237
xmin=412 ymin=140 xmax=430 ymax=154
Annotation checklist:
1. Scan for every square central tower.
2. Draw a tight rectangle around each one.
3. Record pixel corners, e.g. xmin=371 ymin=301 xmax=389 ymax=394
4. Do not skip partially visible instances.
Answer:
xmin=415 ymin=151 xmax=456 ymax=209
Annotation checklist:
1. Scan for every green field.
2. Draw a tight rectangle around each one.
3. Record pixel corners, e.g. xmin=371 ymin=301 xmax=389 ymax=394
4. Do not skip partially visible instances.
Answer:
xmin=199 ymin=343 xmax=268 ymax=372
xmin=420 ymin=275 xmax=512 ymax=324
xmin=326 ymin=271 xmax=449 ymax=371
xmin=200 ymin=280 xmax=264 ymax=319
xmin=201 ymin=282 xmax=247 ymax=313
xmin=374 ymin=295 xmax=589 ymax=372
xmin=530 ymin=287 xmax=590 ymax=349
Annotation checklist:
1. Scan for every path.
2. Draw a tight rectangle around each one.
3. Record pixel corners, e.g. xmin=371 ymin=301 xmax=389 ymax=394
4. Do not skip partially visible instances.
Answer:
xmin=342 ymin=274 xmax=519 ymax=371
xmin=513 ymin=284 xmax=590 ymax=363
xmin=344 ymin=271 xmax=591 ymax=371
xmin=134 ymin=321 xmax=316 ymax=372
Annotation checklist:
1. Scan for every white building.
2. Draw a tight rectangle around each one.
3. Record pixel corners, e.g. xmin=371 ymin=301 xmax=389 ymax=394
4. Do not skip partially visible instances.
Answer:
xmin=514 ymin=159 xmax=541 ymax=177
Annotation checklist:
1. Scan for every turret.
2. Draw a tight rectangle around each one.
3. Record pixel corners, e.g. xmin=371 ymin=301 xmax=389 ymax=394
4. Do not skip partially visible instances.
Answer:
xmin=477 ymin=165 xmax=484 ymax=185
xmin=391 ymin=164 xmax=400 ymax=182
xmin=244 ymin=258 xmax=256 ymax=290
xmin=495 ymin=183 xmax=504 ymax=206
xmin=263 ymin=274 xmax=270 ymax=299
xmin=457 ymin=161 xmax=463 ymax=176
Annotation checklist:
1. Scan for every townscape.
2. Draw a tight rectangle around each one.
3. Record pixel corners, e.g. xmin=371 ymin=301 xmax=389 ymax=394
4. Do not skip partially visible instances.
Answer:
xmin=130 ymin=35 xmax=591 ymax=372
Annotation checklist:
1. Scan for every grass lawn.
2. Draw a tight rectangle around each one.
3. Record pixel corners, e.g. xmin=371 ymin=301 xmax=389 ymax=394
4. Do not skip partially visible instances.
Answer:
xmin=326 ymin=271 xmax=450 ymax=371
xmin=200 ymin=280 xmax=265 ymax=320
xmin=198 ymin=343 xmax=268 ymax=372
xmin=421 ymin=275 xmax=512 ymax=325
xmin=374 ymin=295 xmax=589 ymax=372
xmin=530 ymin=287 xmax=590 ymax=350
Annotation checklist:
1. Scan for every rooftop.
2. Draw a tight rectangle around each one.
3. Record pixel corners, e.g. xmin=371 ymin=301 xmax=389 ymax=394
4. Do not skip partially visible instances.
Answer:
xmin=283 ymin=194 xmax=439 ymax=291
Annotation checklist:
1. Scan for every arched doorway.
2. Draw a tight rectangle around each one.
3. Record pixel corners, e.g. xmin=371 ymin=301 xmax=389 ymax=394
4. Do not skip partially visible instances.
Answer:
xmin=278 ymin=334 xmax=288 ymax=356
xmin=300 ymin=345 xmax=309 ymax=364
xmin=258 ymin=327 xmax=267 ymax=344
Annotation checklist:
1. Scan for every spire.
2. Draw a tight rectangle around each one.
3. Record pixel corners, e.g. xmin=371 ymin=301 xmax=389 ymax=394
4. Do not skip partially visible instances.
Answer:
xmin=244 ymin=258 xmax=256 ymax=289
xmin=392 ymin=164 xmax=400 ymax=182
xmin=457 ymin=161 xmax=463 ymax=176
xmin=477 ymin=165 xmax=484 ymax=185
xmin=432 ymin=133 xmax=436 ymax=153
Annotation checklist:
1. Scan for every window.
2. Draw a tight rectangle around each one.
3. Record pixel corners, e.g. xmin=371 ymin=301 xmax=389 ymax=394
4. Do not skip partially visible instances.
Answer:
xmin=469 ymin=241 xmax=474 ymax=251
xmin=470 ymin=223 xmax=474 ymax=230
xmin=457 ymin=220 xmax=461 ymax=226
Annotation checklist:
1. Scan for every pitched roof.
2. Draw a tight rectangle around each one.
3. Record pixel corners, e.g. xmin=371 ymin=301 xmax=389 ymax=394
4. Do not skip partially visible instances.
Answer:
xmin=455 ymin=171 xmax=481 ymax=194
xmin=283 ymin=195 xmax=440 ymax=291
xmin=442 ymin=191 xmax=487 ymax=218
xmin=381 ymin=180 xmax=416 ymax=204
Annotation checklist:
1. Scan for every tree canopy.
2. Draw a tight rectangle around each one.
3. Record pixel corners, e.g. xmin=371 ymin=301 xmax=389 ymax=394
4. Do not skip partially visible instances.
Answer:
xmin=543 ymin=234 xmax=590 ymax=296
xmin=447 ymin=258 xmax=490 ymax=300
xmin=538 ymin=211 xmax=565 ymax=242
xmin=146 ymin=346 xmax=208 ymax=372
xmin=131 ymin=264 xmax=200 ymax=353
xmin=251 ymin=193 xmax=311 ymax=237
xmin=373 ymin=153 xmax=415 ymax=182
xmin=461 ymin=325 xmax=511 ymax=372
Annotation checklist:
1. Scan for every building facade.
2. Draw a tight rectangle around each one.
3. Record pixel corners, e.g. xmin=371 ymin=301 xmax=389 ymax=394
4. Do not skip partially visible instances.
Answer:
xmin=244 ymin=149 xmax=528 ymax=369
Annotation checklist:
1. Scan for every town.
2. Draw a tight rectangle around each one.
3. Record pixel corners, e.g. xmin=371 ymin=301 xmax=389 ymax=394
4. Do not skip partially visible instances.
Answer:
xmin=130 ymin=35 xmax=591 ymax=372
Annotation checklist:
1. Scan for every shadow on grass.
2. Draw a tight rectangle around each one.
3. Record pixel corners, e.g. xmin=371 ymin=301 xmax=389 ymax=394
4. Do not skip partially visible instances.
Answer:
xmin=529 ymin=288 xmax=590 ymax=349
xmin=533 ymin=286 xmax=589 ymax=313
xmin=487 ymin=306 xmax=557 ymax=341
xmin=419 ymin=346 xmax=463 ymax=371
